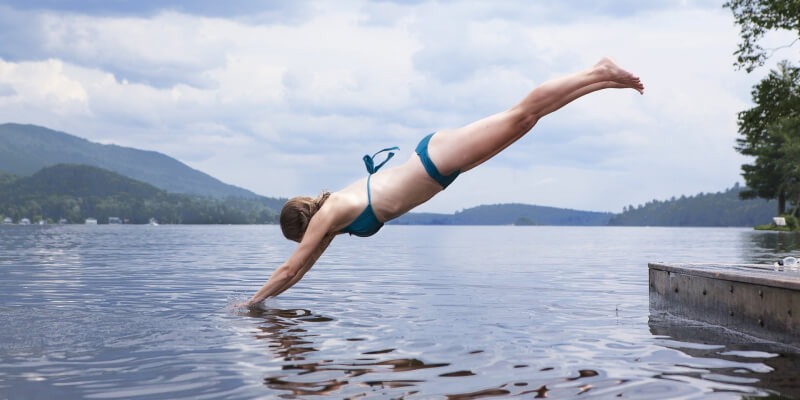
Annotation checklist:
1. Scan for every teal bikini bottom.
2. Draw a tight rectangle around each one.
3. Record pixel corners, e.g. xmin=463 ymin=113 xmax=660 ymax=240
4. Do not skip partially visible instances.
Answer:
xmin=416 ymin=132 xmax=460 ymax=189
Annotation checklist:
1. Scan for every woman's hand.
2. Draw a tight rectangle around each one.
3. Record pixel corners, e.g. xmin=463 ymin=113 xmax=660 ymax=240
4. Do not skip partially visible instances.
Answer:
xmin=242 ymin=299 xmax=260 ymax=308
xmin=226 ymin=299 xmax=261 ymax=313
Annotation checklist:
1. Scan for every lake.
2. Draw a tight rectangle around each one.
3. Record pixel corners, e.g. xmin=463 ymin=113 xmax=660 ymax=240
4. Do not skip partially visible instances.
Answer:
xmin=1 ymin=225 xmax=799 ymax=399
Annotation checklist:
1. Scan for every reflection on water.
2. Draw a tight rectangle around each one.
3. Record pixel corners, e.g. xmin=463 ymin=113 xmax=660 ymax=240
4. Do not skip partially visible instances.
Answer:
xmin=740 ymin=230 xmax=800 ymax=264
xmin=244 ymin=307 xmax=441 ymax=397
xmin=2 ymin=225 xmax=800 ymax=398
xmin=241 ymin=306 xmax=621 ymax=399
xmin=648 ymin=312 xmax=800 ymax=399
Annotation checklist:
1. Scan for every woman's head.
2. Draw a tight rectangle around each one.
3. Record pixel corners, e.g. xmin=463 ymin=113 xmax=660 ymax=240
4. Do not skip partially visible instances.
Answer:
xmin=280 ymin=192 xmax=330 ymax=242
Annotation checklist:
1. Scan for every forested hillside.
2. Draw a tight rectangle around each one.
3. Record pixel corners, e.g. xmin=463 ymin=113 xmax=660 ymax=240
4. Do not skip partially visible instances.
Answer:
xmin=0 ymin=123 xmax=264 ymax=199
xmin=392 ymin=203 xmax=613 ymax=226
xmin=0 ymin=164 xmax=279 ymax=224
xmin=392 ymin=185 xmax=775 ymax=227
xmin=608 ymin=184 xmax=775 ymax=227
xmin=0 ymin=125 xmax=779 ymax=228
xmin=0 ymin=170 xmax=17 ymax=186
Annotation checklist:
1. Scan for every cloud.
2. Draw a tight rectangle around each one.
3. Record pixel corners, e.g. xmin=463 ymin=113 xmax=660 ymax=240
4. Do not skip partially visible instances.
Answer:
xmin=0 ymin=0 xmax=788 ymax=213
xmin=0 ymin=0 xmax=312 ymax=20
xmin=0 ymin=83 xmax=16 ymax=97
xmin=0 ymin=8 xmax=232 ymax=88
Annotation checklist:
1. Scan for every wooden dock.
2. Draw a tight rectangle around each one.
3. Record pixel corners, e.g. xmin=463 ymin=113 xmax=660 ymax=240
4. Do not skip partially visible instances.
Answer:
xmin=648 ymin=263 xmax=800 ymax=346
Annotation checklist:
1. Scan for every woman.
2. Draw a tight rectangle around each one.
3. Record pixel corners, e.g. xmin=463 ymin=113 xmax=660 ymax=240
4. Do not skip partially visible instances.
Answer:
xmin=246 ymin=57 xmax=644 ymax=306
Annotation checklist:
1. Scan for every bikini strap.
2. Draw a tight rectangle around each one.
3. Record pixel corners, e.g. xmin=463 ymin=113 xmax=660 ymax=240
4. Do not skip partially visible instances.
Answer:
xmin=362 ymin=146 xmax=399 ymax=175
xmin=362 ymin=146 xmax=399 ymax=205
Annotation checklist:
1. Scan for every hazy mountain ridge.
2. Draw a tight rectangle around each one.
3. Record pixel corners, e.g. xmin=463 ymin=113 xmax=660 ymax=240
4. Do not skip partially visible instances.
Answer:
xmin=0 ymin=164 xmax=278 ymax=224
xmin=0 ymin=123 xmax=262 ymax=199
xmin=393 ymin=203 xmax=613 ymax=226
xmin=608 ymin=183 xmax=775 ymax=227
xmin=0 ymin=123 xmax=779 ymax=227
xmin=396 ymin=185 xmax=776 ymax=227
xmin=11 ymin=163 xmax=162 ymax=198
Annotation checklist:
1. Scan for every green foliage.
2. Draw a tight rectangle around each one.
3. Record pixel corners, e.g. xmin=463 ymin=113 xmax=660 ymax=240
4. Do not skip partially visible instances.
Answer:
xmin=754 ymin=223 xmax=792 ymax=231
xmin=0 ymin=170 xmax=18 ymax=186
xmin=755 ymin=214 xmax=798 ymax=230
xmin=781 ymin=214 xmax=798 ymax=229
xmin=775 ymin=117 xmax=800 ymax=211
xmin=727 ymin=1 xmax=800 ymax=214
xmin=734 ymin=62 xmax=800 ymax=213
xmin=0 ymin=164 xmax=279 ymax=224
xmin=724 ymin=0 xmax=800 ymax=73
xmin=608 ymin=184 xmax=776 ymax=227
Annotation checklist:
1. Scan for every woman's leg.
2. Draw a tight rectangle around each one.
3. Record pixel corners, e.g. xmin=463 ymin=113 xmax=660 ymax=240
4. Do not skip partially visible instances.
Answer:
xmin=428 ymin=57 xmax=643 ymax=174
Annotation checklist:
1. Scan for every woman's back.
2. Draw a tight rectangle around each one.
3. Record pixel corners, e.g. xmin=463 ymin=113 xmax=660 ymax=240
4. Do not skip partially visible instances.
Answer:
xmin=332 ymin=154 xmax=443 ymax=231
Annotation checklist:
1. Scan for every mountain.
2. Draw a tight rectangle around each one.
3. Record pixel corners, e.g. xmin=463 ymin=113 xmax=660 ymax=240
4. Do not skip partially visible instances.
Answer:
xmin=608 ymin=183 xmax=775 ymax=227
xmin=393 ymin=185 xmax=777 ymax=227
xmin=0 ymin=164 xmax=278 ymax=224
xmin=392 ymin=203 xmax=613 ymax=226
xmin=0 ymin=123 xmax=261 ymax=199
xmin=0 ymin=170 xmax=17 ymax=186
xmin=0 ymin=123 xmax=778 ymax=227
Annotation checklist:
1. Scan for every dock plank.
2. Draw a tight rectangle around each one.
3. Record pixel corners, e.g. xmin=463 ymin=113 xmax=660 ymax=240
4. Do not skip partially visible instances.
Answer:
xmin=649 ymin=263 xmax=800 ymax=347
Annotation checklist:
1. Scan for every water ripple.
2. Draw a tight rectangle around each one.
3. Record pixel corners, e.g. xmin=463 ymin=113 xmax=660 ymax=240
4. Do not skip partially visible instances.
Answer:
xmin=1 ymin=225 xmax=799 ymax=398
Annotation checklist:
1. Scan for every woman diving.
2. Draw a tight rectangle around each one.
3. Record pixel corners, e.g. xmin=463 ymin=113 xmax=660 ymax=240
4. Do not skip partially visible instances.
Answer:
xmin=246 ymin=57 xmax=644 ymax=306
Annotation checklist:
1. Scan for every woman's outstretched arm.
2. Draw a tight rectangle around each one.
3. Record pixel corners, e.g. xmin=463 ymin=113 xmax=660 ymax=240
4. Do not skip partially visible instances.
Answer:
xmin=246 ymin=207 xmax=337 ymax=306
xmin=269 ymin=233 xmax=335 ymax=298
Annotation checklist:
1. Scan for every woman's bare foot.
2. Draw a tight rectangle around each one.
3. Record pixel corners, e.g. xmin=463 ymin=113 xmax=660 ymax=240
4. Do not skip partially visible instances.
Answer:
xmin=595 ymin=57 xmax=644 ymax=94
xmin=603 ymin=81 xmax=642 ymax=91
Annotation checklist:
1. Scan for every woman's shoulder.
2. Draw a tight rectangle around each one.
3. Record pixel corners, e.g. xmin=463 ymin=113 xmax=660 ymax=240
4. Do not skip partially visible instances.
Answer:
xmin=328 ymin=187 xmax=361 ymax=205
xmin=321 ymin=190 xmax=368 ymax=231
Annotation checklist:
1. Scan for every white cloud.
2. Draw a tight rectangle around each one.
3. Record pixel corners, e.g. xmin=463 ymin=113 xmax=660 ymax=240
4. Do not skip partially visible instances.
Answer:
xmin=0 ymin=59 xmax=90 ymax=121
xmin=0 ymin=0 xmax=793 ymax=213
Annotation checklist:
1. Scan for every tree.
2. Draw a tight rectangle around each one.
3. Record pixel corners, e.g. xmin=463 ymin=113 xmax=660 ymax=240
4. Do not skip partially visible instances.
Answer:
xmin=724 ymin=0 xmax=800 ymax=73
xmin=735 ymin=62 xmax=800 ymax=213
xmin=774 ymin=116 xmax=800 ymax=215
xmin=727 ymin=0 xmax=800 ymax=215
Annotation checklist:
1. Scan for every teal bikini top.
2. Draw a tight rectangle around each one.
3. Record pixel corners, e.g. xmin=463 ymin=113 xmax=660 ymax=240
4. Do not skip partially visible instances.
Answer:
xmin=340 ymin=146 xmax=399 ymax=237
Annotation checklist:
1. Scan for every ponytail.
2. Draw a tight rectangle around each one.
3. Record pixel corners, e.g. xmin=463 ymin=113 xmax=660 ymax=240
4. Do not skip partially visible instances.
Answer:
xmin=280 ymin=191 xmax=331 ymax=242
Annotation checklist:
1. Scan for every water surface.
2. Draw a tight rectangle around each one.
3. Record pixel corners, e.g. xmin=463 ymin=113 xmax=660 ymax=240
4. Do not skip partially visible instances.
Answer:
xmin=1 ymin=225 xmax=799 ymax=399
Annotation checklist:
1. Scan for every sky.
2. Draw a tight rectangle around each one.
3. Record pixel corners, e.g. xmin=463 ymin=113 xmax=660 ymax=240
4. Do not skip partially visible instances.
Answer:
xmin=0 ymin=0 xmax=796 ymax=214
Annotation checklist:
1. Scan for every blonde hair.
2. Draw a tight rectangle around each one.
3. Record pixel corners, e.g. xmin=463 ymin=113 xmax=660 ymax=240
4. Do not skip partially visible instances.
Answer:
xmin=280 ymin=191 xmax=331 ymax=242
